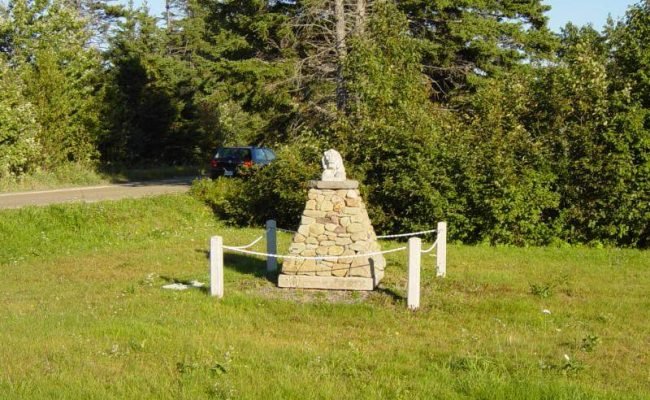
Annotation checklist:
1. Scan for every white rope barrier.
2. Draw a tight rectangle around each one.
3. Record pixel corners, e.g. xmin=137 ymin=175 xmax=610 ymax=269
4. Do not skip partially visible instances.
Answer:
xmin=277 ymin=226 xmax=436 ymax=240
xmin=421 ymin=238 xmax=438 ymax=254
xmin=376 ymin=228 xmax=437 ymax=239
xmin=228 ymin=235 xmax=264 ymax=250
xmin=210 ymin=221 xmax=447 ymax=306
xmin=222 ymin=245 xmax=407 ymax=261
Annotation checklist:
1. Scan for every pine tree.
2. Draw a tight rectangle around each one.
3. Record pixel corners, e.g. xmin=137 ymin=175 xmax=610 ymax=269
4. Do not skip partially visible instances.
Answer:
xmin=101 ymin=5 xmax=174 ymax=164
xmin=398 ymin=0 xmax=555 ymax=102
xmin=195 ymin=0 xmax=296 ymax=145
xmin=292 ymin=0 xmax=371 ymax=120
xmin=0 ymin=0 xmax=103 ymax=168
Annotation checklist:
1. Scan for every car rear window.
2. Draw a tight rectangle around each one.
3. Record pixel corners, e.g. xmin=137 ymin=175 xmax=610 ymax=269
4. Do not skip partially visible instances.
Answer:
xmin=252 ymin=148 xmax=267 ymax=162
xmin=263 ymin=149 xmax=276 ymax=160
xmin=215 ymin=148 xmax=251 ymax=159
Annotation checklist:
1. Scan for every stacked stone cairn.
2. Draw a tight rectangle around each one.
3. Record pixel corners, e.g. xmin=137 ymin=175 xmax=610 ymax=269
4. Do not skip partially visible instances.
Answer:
xmin=278 ymin=180 xmax=386 ymax=290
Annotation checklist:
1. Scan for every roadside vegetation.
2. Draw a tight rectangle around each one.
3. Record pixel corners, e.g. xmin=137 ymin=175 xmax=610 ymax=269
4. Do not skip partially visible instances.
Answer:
xmin=1 ymin=195 xmax=648 ymax=399
xmin=1 ymin=0 xmax=648 ymax=248
xmin=0 ymin=164 xmax=200 ymax=193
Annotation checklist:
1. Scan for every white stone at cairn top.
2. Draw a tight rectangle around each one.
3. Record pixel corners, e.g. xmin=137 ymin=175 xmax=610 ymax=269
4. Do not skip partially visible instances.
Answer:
xmin=321 ymin=149 xmax=346 ymax=181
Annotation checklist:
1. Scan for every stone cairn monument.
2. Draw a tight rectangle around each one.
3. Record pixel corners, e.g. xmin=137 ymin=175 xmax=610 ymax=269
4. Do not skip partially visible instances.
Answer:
xmin=278 ymin=149 xmax=386 ymax=290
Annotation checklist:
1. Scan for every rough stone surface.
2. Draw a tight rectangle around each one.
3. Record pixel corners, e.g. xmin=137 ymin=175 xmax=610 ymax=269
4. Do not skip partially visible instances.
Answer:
xmin=297 ymin=225 xmax=310 ymax=236
xmin=309 ymin=180 xmax=359 ymax=189
xmin=344 ymin=207 xmax=361 ymax=215
xmin=280 ymin=181 xmax=385 ymax=289
xmin=304 ymin=210 xmax=326 ymax=218
xmin=301 ymin=216 xmax=315 ymax=225
xmin=310 ymin=223 xmax=325 ymax=235
xmin=320 ymin=200 xmax=334 ymax=212
xmin=347 ymin=223 xmax=364 ymax=233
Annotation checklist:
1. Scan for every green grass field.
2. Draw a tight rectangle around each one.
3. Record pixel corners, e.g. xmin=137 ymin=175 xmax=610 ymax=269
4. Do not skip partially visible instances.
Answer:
xmin=0 ymin=194 xmax=648 ymax=399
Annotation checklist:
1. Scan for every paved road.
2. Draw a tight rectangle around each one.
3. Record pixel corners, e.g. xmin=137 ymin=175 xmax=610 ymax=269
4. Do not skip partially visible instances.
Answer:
xmin=0 ymin=177 xmax=196 ymax=209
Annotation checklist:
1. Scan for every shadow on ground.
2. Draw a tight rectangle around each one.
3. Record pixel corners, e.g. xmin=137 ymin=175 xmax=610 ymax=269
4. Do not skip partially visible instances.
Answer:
xmin=374 ymin=285 xmax=405 ymax=302
xmin=195 ymin=248 xmax=277 ymax=282
xmin=99 ymin=165 xmax=201 ymax=184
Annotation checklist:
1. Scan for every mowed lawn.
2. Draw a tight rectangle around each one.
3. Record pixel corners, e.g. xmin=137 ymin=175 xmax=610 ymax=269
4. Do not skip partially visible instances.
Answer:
xmin=0 ymin=195 xmax=648 ymax=399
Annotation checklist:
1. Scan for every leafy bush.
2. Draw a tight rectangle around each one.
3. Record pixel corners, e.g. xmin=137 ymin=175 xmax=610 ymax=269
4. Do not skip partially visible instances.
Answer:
xmin=241 ymin=144 xmax=321 ymax=228
xmin=0 ymin=63 xmax=41 ymax=179
xmin=189 ymin=177 xmax=249 ymax=226
xmin=447 ymin=73 xmax=561 ymax=245
xmin=190 ymin=144 xmax=320 ymax=228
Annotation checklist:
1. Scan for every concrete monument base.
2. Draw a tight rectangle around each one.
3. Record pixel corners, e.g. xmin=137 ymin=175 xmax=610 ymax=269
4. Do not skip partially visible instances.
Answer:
xmin=278 ymin=274 xmax=375 ymax=291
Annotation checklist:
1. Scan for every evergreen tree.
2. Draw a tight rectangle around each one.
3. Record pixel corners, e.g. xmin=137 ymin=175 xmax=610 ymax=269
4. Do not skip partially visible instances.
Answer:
xmin=397 ymin=0 xmax=555 ymax=102
xmin=101 ymin=5 xmax=175 ymax=164
xmin=0 ymin=0 xmax=103 ymax=168
xmin=197 ymin=0 xmax=296 ymax=144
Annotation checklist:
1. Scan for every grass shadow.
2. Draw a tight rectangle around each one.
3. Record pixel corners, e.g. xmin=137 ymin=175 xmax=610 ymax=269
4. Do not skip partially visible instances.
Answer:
xmin=374 ymin=284 xmax=405 ymax=302
xmin=225 ymin=252 xmax=278 ymax=282
xmin=194 ymin=248 xmax=277 ymax=283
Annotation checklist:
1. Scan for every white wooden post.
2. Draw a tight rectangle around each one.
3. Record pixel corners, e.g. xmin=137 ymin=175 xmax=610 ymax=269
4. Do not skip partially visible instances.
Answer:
xmin=266 ymin=219 xmax=277 ymax=273
xmin=210 ymin=236 xmax=224 ymax=298
xmin=407 ymin=237 xmax=421 ymax=310
xmin=436 ymin=221 xmax=447 ymax=277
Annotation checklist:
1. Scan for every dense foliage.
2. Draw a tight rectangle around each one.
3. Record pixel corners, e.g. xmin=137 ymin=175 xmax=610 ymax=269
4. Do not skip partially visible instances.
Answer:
xmin=0 ymin=0 xmax=648 ymax=247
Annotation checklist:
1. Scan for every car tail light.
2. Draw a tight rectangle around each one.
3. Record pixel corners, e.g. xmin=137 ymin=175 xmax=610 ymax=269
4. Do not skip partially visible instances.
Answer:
xmin=211 ymin=159 xmax=218 ymax=168
xmin=243 ymin=160 xmax=253 ymax=168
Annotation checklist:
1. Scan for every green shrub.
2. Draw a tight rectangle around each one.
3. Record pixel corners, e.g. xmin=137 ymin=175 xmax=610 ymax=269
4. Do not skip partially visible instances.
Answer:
xmin=190 ymin=144 xmax=321 ymax=228
xmin=189 ymin=177 xmax=249 ymax=225
xmin=242 ymin=145 xmax=321 ymax=228
xmin=0 ymin=63 xmax=41 ymax=179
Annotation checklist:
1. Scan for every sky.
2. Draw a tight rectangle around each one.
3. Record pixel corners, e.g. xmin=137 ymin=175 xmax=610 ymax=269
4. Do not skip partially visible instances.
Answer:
xmin=131 ymin=0 xmax=639 ymax=32
xmin=0 ymin=0 xmax=639 ymax=28
xmin=543 ymin=0 xmax=638 ymax=31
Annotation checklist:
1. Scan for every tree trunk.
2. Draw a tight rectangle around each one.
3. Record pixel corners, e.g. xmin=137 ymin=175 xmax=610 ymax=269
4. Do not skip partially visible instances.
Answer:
xmin=335 ymin=0 xmax=347 ymax=111
xmin=356 ymin=0 xmax=366 ymax=35
xmin=165 ymin=0 xmax=172 ymax=31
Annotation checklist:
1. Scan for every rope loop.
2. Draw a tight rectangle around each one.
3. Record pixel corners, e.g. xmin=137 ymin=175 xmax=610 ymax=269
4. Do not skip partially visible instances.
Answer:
xmin=421 ymin=239 xmax=438 ymax=254
xmin=227 ymin=235 xmax=264 ymax=250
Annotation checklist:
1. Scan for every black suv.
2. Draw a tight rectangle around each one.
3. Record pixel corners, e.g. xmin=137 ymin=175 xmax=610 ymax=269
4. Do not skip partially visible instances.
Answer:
xmin=209 ymin=146 xmax=276 ymax=178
